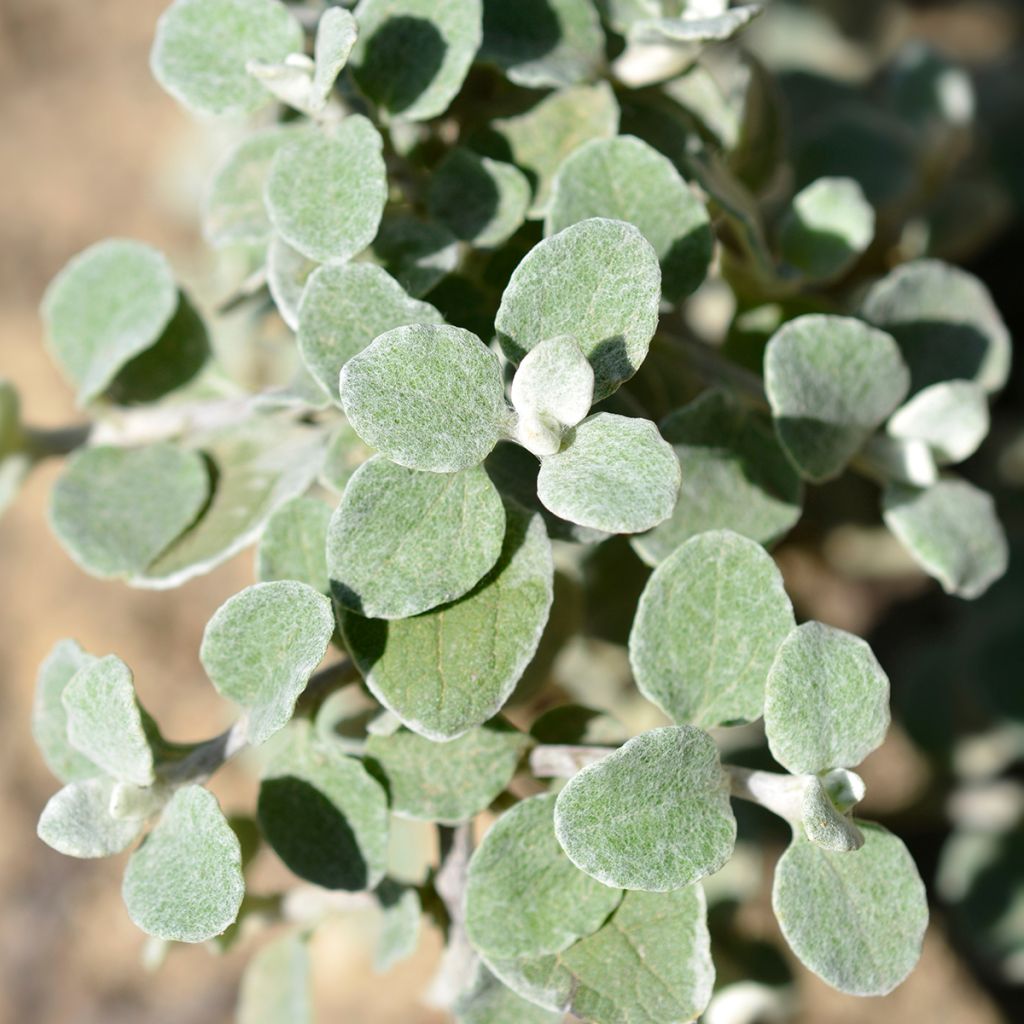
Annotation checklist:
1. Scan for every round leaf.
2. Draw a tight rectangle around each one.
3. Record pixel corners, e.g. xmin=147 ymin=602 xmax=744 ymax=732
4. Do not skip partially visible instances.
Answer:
xmin=151 ymin=0 xmax=303 ymax=117
xmin=37 ymin=778 xmax=143 ymax=859
xmin=764 ymin=621 xmax=890 ymax=775
xmin=41 ymin=239 xmax=178 ymax=405
xmin=265 ymin=116 xmax=387 ymax=264
xmin=546 ymin=135 xmax=712 ymax=301
xmin=466 ymin=792 xmax=622 ymax=959
xmin=312 ymin=7 xmax=358 ymax=107
xmin=554 ymin=725 xmax=736 ymax=891
xmin=200 ymin=581 xmax=335 ymax=746
xmin=629 ymin=529 xmax=795 ymax=727
xmin=256 ymin=496 xmax=332 ymax=593
xmin=764 ymin=314 xmax=910 ymax=482
xmin=350 ymin=0 xmax=483 ymax=121
xmin=887 ymin=379 xmax=990 ymax=464
xmin=496 ymin=219 xmax=661 ymax=400
xmin=454 ymin=962 xmax=562 ymax=1024
xmin=341 ymin=501 xmax=553 ymax=740
xmin=861 ymin=258 xmax=1011 ymax=394
xmin=328 ymin=458 xmax=505 ymax=619
xmin=237 ymin=933 xmax=312 ymax=1024
xmin=50 ymin=443 xmax=208 ymax=579
xmin=257 ymin=722 xmax=389 ymax=890
xmin=632 ymin=389 xmax=803 ymax=566
xmin=297 ymin=264 xmax=443 ymax=403
xmin=882 ymin=478 xmax=1008 ymax=599
xmin=123 ymin=785 xmax=244 ymax=942
xmin=365 ymin=721 xmax=529 ymax=823
xmin=536 ymin=413 xmax=680 ymax=534
xmin=339 ymin=324 xmax=508 ymax=473
xmin=772 ymin=823 xmax=927 ymax=996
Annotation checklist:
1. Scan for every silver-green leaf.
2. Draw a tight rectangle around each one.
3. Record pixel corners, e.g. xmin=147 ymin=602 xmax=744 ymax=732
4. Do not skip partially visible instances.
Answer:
xmin=237 ymin=933 xmax=313 ymax=1024
xmin=887 ymin=379 xmax=990 ymax=465
xmin=38 ymin=777 xmax=143 ymax=859
xmin=629 ymin=529 xmax=795 ymax=727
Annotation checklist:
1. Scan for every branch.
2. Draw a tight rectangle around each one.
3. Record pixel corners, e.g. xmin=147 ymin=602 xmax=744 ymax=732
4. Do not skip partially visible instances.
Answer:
xmin=724 ymin=764 xmax=806 ymax=823
xmin=529 ymin=744 xmax=613 ymax=778
xmin=425 ymin=823 xmax=476 ymax=1010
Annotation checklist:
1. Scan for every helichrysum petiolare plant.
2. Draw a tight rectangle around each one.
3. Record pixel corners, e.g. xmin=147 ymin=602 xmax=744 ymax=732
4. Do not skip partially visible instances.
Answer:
xmin=8 ymin=0 xmax=1015 ymax=1020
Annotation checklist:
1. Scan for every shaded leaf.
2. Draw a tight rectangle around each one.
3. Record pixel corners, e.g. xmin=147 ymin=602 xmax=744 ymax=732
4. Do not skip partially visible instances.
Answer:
xmin=454 ymin=961 xmax=562 ymax=1024
xmin=267 ymin=234 xmax=318 ymax=332
xmin=369 ymin=212 xmax=460 ymax=298
xmin=256 ymin=496 xmax=332 ymax=593
xmin=375 ymin=881 xmax=422 ymax=972
xmin=237 ymin=932 xmax=312 ymax=1024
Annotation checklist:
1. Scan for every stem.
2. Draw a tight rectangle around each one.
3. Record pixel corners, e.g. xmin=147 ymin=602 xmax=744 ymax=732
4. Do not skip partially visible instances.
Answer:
xmin=529 ymin=744 xmax=613 ymax=778
xmin=23 ymin=424 xmax=92 ymax=459
xmin=725 ymin=765 xmax=806 ymax=824
xmin=426 ymin=823 xmax=476 ymax=1011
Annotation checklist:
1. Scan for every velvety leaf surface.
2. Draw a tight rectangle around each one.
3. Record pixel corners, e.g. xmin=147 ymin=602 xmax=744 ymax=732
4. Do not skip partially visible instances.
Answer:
xmin=351 ymin=0 xmax=483 ymax=121
xmin=257 ymin=721 xmax=389 ymax=890
xmin=882 ymin=478 xmax=1008 ymax=599
xmin=496 ymin=218 xmax=660 ymax=400
xmin=764 ymin=314 xmax=910 ymax=482
xmin=861 ymin=258 xmax=1012 ymax=394
xmin=341 ymin=501 xmax=553 ymax=740
xmin=340 ymin=324 xmax=508 ymax=473
xmin=629 ymin=530 xmax=795 ymax=727
xmin=312 ymin=7 xmax=358 ymax=108
xmin=62 ymin=655 xmax=155 ymax=787
xmin=32 ymin=639 xmax=100 ymax=784
xmin=375 ymin=880 xmax=422 ymax=972
xmin=266 ymin=235 xmax=317 ymax=331
xmin=256 ymin=496 xmax=332 ymax=593
xmin=536 ymin=413 xmax=679 ymax=533
xmin=546 ymin=135 xmax=712 ymax=301
xmin=151 ymin=0 xmax=303 ymax=116
xmin=237 ymin=933 xmax=312 ymax=1024
xmin=123 ymin=785 xmax=244 ymax=942
xmin=37 ymin=777 xmax=143 ymax=859
xmin=485 ymin=886 xmax=714 ymax=1023
xmin=764 ymin=621 xmax=890 ymax=775
xmin=772 ymin=823 xmax=927 ymax=995
xmin=50 ymin=443 xmax=208 ymax=579
xmin=801 ymin=777 xmax=865 ymax=853
xmin=491 ymin=82 xmax=619 ymax=216
xmin=365 ymin=720 xmax=528 ymax=823
xmin=428 ymin=148 xmax=531 ymax=248
xmin=887 ymin=380 xmax=989 ymax=464
xmin=466 ymin=792 xmax=622 ymax=959
xmin=554 ymin=725 xmax=736 ymax=891
xmin=632 ymin=389 xmax=803 ymax=566
xmin=480 ymin=0 xmax=605 ymax=89
xmin=328 ymin=458 xmax=505 ymax=619
xmin=454 ymin=961 xmax=562 ymax=1024
xmin=297 ymin=263 xmax=442 ymax=403
xmin=200 ymin=581 xmax=335 ymax=745
xmin=41 ymin=239 xmax=178 ymax=404
xmin=265 ymin=116 xmax=387 ymax=264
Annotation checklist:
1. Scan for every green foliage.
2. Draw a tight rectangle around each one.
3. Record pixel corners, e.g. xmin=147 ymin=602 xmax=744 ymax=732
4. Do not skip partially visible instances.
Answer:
xmin=256 ymin=496 xmax=332 ymax=593
xmin=237 ymin=933 xmax=312 ymax=1024
xmin=37 ymin=777 xmax=144 ymax=859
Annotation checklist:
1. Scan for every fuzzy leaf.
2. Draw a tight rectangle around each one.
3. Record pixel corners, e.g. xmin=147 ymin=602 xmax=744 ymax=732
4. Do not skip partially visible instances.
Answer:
xmin=801 ymin=777 xmax=865 ymax=853
xmin=764 ymin=314 xmax=910 ymax=482
xmin=312 ymin=7 xmax=358 ymax=107
xmin=37 ymin=777 xmax=143 ymax=859
xmin=50 ymin=443 xmax=208 ymax=580
xmin=546 ymin=135 xmax=712 ymax=301
xmin=536 ymin=413 xmax=680 ymax=534
xmin=510 ymin=335 xmax=594 ymax=456
xmin=297 ymin=264 xmax=442 ymax=403
xmin=41 ymin=239 xmax=179 ymax=405
xmin=266 ymin=235 xmax=317 ymax=331
xmin=773 ymin=823 xmax=927 ymax=995
xmin=485 ymin=886 xmax=714 ymax=1023
xmin=631 ymin=5 xmax=762 ymax=46
xmin=780 ymin=176 xmax=875 ymax=281
xmin=366 ymin=721 xmax=528 ymax=823
xmin=351 ymin=0 xmax=483 ymax=121
xmin=466 ymin=792 xmax=622 ymax=959
xmin=764 ymin=621 xmax=890 ymax=775
xmin=123 ymin=785 xmax=244 ymax=942
xmin=265 ymin=116 xmax=387 ymax=264
xmin=554 ymin=725 xmax=735 ymax=891
xmin=151 ymin=0 xmax=303 ymax=117
xmin=480 ymin=0 xmax=605 ymax=89
xmin=328 ymin=458 xmax=505 ymax=619
xmin=340 ymin=324 xmax=508 ymax=473
xmin=428 ymin=149 xmax=532 ymax=248
xmin=341 ymin=501 xmax=553 ymax=740
xmin=632 ymin=390 xmax=803 ymax=566
xmin=374 ymin=881 xmax=422 ymax=972
xmin=454 ymin=962 xmax=562 ymax=1024
xmin=861 ymin=258 xmax=1012 ymax=394
xmin=62 ymin=656 xmax=155 ymax=787
xmin=203 ymin=126 xmax=307 ymax=248
xmin=882 ymin=478 xmax=1008 ymax=599
xmin=256 ymin=496 xmax=332 ymax=593
xmin=257 ymin=721 xmax=389 ymax=890
xmin=200 ymin=581 xmax=334 ymax=745
xmin=496 ymin=218 xmax=660 ymax=400
xmin=237 ymin=933 xmax=312 ymax=1024
xmin=491 ymin=81 xmax=619 ymax=216
xmin=32 ymin=639 xmax=100 ymax=784
xmin=629 ymin=529 xmax=795 ymax=727
xmin=135 ymin=420 xmax=325 ymax=588
xmin=887 ymin=380 xmax=989 ymax=464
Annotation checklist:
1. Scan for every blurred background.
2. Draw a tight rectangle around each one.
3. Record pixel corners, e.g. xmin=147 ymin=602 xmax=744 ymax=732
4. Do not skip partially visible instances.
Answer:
xmin=1 ymin=0 xmax=1022 ymax=1022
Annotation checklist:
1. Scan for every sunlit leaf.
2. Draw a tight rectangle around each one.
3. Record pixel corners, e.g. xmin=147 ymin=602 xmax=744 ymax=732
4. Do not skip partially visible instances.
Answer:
xmin=38 ymin=777 xmax=143 ymax=859
xmin=887 ymin=379 xmax=989 ymax=464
